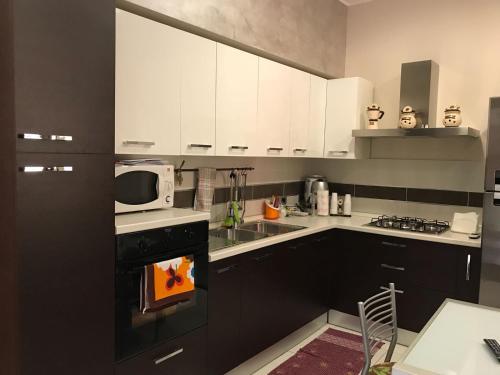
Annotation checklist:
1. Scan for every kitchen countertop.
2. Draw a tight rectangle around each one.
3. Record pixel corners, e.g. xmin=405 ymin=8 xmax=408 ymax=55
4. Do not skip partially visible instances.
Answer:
xmin=115 ymin=208 xmax=210 ymax=234
xmin=209 ymin=212 xmax=481 ymax=262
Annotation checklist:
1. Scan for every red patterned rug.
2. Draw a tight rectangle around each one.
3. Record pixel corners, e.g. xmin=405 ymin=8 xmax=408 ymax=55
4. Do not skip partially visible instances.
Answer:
xmin=268 ymin=328 xmax=382 ymax=375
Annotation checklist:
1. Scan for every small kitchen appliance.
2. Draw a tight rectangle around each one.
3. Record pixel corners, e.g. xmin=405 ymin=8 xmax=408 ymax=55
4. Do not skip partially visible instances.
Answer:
xmin=367 ymin=215 xmax=450 ymax=234
xmin=115 ymin=161 xmax=175 ymax=213
xmin=303 ymin=175 xmax=328 ymax=214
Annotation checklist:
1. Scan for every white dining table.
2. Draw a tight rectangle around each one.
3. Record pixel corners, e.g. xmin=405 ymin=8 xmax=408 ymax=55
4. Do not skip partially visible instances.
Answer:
xmin=393 ymin=299 xmax=500 ymax=375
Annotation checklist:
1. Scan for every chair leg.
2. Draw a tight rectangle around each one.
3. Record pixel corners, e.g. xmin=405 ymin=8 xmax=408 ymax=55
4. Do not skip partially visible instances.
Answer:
xmin=358 ymin=302 xmax=371 ymax=375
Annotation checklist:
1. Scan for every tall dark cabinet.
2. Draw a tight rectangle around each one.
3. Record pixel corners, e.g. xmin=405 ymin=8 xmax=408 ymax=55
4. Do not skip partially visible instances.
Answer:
xmin=1 ymin=1 xmax=115 ymax=374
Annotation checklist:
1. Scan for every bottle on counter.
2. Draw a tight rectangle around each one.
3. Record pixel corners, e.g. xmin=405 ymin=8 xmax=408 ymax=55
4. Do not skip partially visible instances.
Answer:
xmin=330 ymin=193 xmax=338 ymax=215
xmin=344 ymin=194 xmax=352 ymax=216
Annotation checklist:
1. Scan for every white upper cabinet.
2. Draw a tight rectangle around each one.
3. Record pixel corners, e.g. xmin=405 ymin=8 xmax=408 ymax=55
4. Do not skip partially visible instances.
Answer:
xmin=324 ymin=77 xmax=373 ymax=159
xmin=289 ymin=69 xmax=311 ymax=157
xmin=179 ymin=32 xmax=216 ymax=156
xmin=306 ymin=75 xmax=327 ymax=157
xmin=256 ymin=58 xmax=292 ymax=157
xmin=216 ymin=44 xmax=259 ymax=156
xmin=289 ymin=72 xmax=327 ymax=158
xmin=115 ymin=9 xmax=181 ymax=155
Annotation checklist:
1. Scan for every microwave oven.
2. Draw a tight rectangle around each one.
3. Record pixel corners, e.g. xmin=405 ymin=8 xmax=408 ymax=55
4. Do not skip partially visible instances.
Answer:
xmin=115 ymin=163 xmax=175 ymax=214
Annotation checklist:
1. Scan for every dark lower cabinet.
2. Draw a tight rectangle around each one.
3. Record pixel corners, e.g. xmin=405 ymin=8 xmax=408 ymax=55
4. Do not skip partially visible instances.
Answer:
xmin=16 ymin=153 xmax=115 ymax=375
xmin=116 ymin=326 xmax=207 ymax=375
xmin=330 ymin=229 xmax=481 ymax=332
xmin=208 ymin=232 xmax=331 ymax=375
xmin=207 ymin=256 xmax=243 ymax=375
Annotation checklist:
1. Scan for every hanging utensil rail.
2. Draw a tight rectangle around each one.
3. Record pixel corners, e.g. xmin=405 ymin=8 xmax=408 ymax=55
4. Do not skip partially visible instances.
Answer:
xmin=174 ymin=167 xmax=254 ymax=172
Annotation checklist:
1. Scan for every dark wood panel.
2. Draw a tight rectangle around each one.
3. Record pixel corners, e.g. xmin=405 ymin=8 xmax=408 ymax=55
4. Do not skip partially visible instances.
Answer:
xmin=0 ymin=0 xmax=18 ymax=372
xmin=116 ymin=326 xmax=207 ymax=375
xmin=207 ymin=257 xmax=243 ymax=375
xmin=13 ymin=0 xmax=115 ymax=154
xmin=16 ymin=153 xmax=114 ymax=375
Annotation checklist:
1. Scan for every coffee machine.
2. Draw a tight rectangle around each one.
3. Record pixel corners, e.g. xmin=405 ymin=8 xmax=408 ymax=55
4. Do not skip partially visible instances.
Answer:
xmin=303 ymin=175 xmax=328 ymax=214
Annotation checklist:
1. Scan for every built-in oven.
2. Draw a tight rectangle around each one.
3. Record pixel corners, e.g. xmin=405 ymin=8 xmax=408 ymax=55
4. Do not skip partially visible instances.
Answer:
xmin=115 ymin=221 xmax=208 ymax=361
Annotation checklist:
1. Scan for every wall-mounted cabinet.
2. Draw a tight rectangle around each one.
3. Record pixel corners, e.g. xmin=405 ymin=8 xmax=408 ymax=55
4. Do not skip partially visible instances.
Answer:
xmin=215 ymin=44 xmax=259 ymax=156
xmin=256 ymin=58 xmax=292 ymax=157
xmin=324 ymin=77 xmax=373 ymax=159
xmin=115 ymin=9 xmax=181 ymax=155
xmin=306 ymin=75 xmax=328 ymax=157
xmin=180 ymin=33 xmax=217 ymax=156
xmin=289 ymin=69 xmax=311 ymax=157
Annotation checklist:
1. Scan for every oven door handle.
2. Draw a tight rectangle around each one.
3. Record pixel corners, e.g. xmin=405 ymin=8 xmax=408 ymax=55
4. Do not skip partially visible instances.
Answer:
xmin=154 ymin=348 xmax=184 ymax=365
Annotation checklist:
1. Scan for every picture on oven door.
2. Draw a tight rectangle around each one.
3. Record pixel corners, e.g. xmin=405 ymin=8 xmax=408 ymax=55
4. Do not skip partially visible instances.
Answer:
xmin=140 ymin=255 xmax=195 ymax=313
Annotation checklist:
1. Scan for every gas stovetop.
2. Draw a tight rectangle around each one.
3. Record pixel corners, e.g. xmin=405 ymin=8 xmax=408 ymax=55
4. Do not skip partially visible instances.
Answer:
xmin=367 ymin=215 xmax=450 ymax=234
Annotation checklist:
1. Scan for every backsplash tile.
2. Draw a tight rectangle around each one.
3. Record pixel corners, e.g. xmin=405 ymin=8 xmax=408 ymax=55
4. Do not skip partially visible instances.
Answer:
xmin=407 ymin=188 xmax=468 ymax=206
xmin=468 ymin=192 xmax=484 ymax=207
xmin=329 ymin=183 xmax=355 ymax=196
xmin=355 ymin=185 xmax=407 ymax=201
xmin=173 ymin=189 xmax=195 ymax=208
xmin=252 ymin=183 xmax=285 ymax=199
xmin=284 ymin=181 xmax=303 ymax=196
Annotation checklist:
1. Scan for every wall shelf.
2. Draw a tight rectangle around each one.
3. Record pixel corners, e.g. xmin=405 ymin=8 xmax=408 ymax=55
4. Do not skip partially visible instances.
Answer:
xmin=352 ymin=127 xmax=480 ymax=138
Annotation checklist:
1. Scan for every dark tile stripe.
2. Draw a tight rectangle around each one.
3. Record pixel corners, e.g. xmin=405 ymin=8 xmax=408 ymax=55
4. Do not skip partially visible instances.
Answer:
xmin=173 ymin=189 xmax=195 ymax=208
xmin=355 ymin=185 xmax=406 ymax=201
xmin=468 ymin=192 xmax=484 ymax=207
xmin=284 ymin=181 xmax=303 ymax=196
xmin=329 ymin=183 xmax=355 ymax=196
xmin=407 ymin=188 xmax=468 ymax=206
xmin=252 ymin=183 xmax=285 ymax=199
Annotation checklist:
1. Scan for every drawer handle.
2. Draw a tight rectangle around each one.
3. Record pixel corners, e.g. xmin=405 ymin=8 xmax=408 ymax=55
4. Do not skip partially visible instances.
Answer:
xmin=466 ymin=253 xmax=471 ymax=281
xmin=253 ymin=253 xmax=273 ymax=262
xmin=380 ymin=286 xmax=404 ymax=294
xmin=123 ymin=140 xmax=155 ymax=146
xmin=189 ymin=144 xmax=212 ymax=148
xmin=216 ymin=264 xmax=238 ymax=274
xmin=314 ymin=237 xmax=329 ymax=243
xmin=18 ymin=133 xmax=73 ymax=142
xmin=154 ymin=348 xmax=183 ymax=365
xmin=230 ymin=145 xmax=249 ymax=150
xmin=380 ymin=263 xmax=405 ymax=272
xmin=267 ymin=147 xmax=283 ymax=151
xmin=381 ymin=241 xmax=407 ymax=248
xmin=293 ymin=148 xmax=307 ymax=152
xmin=20 ymin=166 xmax=73 ymax=173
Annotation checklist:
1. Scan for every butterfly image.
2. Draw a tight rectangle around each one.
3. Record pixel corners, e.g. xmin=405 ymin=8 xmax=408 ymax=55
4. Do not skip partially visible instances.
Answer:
xmin=165 ymin=266 xmax=184 ymax=289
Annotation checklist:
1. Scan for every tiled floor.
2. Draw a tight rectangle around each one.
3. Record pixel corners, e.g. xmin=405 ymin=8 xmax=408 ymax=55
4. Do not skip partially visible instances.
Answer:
xmin=251 ymin=324 xmax=407 ymax=375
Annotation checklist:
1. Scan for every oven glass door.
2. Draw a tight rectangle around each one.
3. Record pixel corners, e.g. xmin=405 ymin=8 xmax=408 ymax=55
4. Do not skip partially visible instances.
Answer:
xmin=115 ymin=171 xmax=159 ymax=206
xmin=115 ymin=243 xmax=208 ymax=360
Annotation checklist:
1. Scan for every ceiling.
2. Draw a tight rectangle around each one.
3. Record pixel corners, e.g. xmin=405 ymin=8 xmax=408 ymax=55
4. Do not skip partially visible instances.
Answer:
xmin=339 ymin=0 xmax=374 ymax=6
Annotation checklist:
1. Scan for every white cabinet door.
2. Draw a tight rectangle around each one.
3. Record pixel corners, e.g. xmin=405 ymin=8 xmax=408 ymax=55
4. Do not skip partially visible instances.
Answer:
xmin=215 ymin=44 xmax=258 ymax=156
xmin=289 ymin=69 xmax=311 ymax=157
xmin=115 ymin=9 xmax=181 ymax=155
xmin=324 ymin=77 xmax=373 ymax=159
xmin=307 ymin=75 xmax=327 ymax=158
xmin=179 ymin=32 xmax=216 ymax=156
xmin=256 ymin=58 xmax=292 ymax=157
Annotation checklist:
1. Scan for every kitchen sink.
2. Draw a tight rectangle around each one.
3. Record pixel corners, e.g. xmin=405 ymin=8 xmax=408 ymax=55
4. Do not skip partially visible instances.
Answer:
xmin=239 ymin=221 xmax=306 ymax=235
xmin=209 ymin=228 xmax=270 ymax=242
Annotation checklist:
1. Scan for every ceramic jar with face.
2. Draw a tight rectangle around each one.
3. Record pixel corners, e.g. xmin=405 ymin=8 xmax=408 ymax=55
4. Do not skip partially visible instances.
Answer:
xmin=366 ymin=103 xmax=384 ymax=129
xmin=443 ymin=105 xmax=462 ymax=127
xmin=399 ymin=105 xmax=417 ymax=128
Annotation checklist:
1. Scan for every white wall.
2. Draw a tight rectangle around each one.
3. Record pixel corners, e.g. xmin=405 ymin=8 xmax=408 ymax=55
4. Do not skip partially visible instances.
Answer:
xmin=329 ymin=0 xmax=500 ymax=192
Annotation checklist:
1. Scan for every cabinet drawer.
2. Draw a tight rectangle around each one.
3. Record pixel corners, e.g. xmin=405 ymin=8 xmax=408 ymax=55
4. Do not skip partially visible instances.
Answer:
xmin=115 ymin=326 xmax=207 ymax=375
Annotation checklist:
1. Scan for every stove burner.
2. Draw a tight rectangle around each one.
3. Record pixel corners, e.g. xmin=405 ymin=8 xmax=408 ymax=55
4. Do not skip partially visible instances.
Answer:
xmin=368 ymin=215 xmax=450 ymax=234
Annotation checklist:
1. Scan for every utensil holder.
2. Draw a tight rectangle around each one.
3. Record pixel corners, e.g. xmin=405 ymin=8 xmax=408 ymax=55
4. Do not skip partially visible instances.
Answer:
xmin=264 ymin=202 xmax=280 ymax=220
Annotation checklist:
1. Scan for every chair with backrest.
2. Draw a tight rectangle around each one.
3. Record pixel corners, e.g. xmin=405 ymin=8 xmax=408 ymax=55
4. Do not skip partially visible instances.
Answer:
xmin=358 ymin=283 xmax=398 ymax=375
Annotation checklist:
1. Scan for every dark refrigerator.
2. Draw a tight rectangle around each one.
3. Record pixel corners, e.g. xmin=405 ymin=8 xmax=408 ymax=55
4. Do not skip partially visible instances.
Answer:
xmin=480 ymin=97 xmax=500 ymax=307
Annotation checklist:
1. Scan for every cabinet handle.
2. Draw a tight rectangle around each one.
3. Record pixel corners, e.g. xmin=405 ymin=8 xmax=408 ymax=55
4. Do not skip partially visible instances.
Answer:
xmin=380 ymin=286 xmax=404 ymax=294
xmin=189 ymin=144 xmax=212 ymax=148
xmin=123 ymin=140 xmax=155 ymax=146
xmin=329 ymin=150 xmax=348 ymax=154
xmin=18 ymin=133 xmax=73 ymax=142
xmin=267 ymin=147 xmax=283 ymax=151
xmin=380 ymin=263 xmax=405 ymax=272
xmin=466 ymin=253 xmax=471 ymax=281
xmin=230 ymin=145 xmax=249 ymax=150
xmin=216 ymin=264 xmax=238 ymax=274
xmin=314 ymin=236 xmax=329 ymax=243
xmin=20 ymin=166 xmax=73 ymax=173
xmin=154 ymin=348 xmax=183 ymax=365
xmin=293 ymin=148 xmax=307 ymax=152
xmin=381 ymin=241 xmax=407 ymax=248
xmin=253 ymin=253 xmax=273 ymax=262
